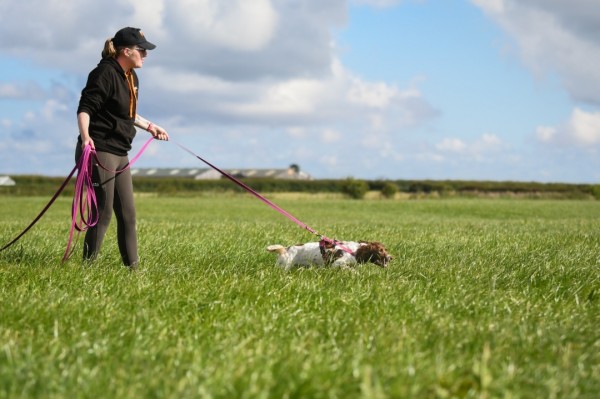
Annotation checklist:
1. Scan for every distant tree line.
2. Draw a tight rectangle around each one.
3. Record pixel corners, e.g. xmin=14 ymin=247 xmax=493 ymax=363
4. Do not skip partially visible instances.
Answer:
xmin=2 ymin=175 xmax=599 ymax=200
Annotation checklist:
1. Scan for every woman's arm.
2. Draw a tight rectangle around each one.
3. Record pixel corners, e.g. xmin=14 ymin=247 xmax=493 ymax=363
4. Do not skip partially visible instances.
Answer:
xmin=77 ymin=112 xmax=95 ymax=149
xmin=135 ymin=114 xmax=169 ymax=141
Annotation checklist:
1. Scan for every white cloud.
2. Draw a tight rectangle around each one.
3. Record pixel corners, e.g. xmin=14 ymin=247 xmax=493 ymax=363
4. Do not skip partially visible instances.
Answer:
xmin=129 ymin=0 xmax=164 ymax=24
xmin=228 ymin=78 xmax=326 ymax=117
xmin=319 ymin=155 xmax=339 ymax=168
xmin=535 ymin=126 xmax=557 ymax=143
xmin=473 ymin=133 xmax=503 ymax=152
xmin=537 ymin=108 xmax=600 ymax=147
xmin=1 ymin=119 xmax=12 ymax=129
xmin=568 ymin=108 xmax=600 ymax=145
xmin=166 ymin=0 xmax=278 ymax=52
xmin=145 ymin=67 xmax=235 ymax=95
xmin=143 ymin=55 xmax=435 ymax=129
xmin=286 ymin=127 xmax=308 ymax=139
xmin=40 ymin=99 xmax=70 ymax=121
xmin=347 ymin=79 xmax=398 ymax=109
xmin=435 ymin=133 xmax=506 ymax=159
xmin=352 ymin=0 xmax=407 ymax=8
xmin=415 ymin=152 xmax=445 ymax=163
xmin=436 ymin=138 xmax=467 ymax=152
xmin=0 ymin=82 xmax=45 ymax=100
xmin=471 ymin=0 xmax=600 ymax=105
xmin=321 ymin=129 xmax=343 ymax=143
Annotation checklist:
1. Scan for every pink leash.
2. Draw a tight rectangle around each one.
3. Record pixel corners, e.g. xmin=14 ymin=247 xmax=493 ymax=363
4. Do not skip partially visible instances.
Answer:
xmin=171 ymin=140 xmax=355 ymax=255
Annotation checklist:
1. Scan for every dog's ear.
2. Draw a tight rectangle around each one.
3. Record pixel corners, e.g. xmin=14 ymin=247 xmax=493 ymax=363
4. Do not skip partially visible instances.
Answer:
xmin=355 ymin=242 xmax=391 ymax=267
xmin=266 ymin=245 xmax=287 ymax=254
xmin=354 ymin=243 xmax=375 ymax=264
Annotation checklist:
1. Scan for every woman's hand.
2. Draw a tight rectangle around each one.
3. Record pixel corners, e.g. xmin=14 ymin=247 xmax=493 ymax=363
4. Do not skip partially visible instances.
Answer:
xmin=81 ymin=135 xmax=95 ymax=150
xmin=148 ymin=123 xmax=169 ymax=141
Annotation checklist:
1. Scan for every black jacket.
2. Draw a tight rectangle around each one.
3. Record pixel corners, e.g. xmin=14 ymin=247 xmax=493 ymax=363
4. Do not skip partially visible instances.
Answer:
xmin=77 ymin=57 xmax=139 ymax=156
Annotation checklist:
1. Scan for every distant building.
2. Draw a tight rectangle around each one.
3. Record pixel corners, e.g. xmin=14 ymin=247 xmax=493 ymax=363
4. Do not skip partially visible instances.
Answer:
xmin=0 ymin=176 xmax=16 ymax=186
xmin=131 ymin=164 xmax=311 ymax=180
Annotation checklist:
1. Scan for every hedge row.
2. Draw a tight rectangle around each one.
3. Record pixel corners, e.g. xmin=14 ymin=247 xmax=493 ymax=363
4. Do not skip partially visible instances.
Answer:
xmin=2 ymin=175 xmax=599 ymax=199
xmin=131 ymin=177 xmax=598 ymax=198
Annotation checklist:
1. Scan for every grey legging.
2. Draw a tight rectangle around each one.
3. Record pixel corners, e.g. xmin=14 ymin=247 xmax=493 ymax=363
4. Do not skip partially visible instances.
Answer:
xmin=75 ymin=147 xmax=138 ymax=266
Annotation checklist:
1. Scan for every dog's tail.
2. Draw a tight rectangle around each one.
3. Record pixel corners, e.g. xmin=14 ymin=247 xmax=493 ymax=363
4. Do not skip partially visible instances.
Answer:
xmin=266 ymin=244 xmax=287 ymax=254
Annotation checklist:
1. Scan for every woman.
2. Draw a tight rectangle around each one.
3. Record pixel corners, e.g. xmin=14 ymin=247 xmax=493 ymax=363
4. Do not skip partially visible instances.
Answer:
xmin=76 ymin=27 xmax=169 ymax=269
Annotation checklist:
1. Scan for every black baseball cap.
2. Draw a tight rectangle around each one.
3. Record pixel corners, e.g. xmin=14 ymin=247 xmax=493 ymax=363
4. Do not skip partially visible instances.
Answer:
xmin=113 ymin=27 xmax=156 ymax=50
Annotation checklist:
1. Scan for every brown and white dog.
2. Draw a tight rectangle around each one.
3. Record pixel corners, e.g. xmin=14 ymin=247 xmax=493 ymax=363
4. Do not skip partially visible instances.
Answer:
xmin=267 ymin=240 xmax=392 ymax=269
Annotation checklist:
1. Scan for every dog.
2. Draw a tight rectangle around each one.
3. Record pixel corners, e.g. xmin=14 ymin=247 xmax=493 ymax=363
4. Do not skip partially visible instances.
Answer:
xmin=267 ymin=239 xmax=392 ymax=269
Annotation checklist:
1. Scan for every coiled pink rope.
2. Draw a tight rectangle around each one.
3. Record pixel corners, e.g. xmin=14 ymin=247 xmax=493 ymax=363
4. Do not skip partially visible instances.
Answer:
xmin=62 ymin=143 xmax=97 ymax=261
xmin=62 ymin=137 xmax=156 ymax=261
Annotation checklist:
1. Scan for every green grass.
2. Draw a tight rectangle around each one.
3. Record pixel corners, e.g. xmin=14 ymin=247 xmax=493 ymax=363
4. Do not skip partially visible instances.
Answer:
xmin=1 ymin=195 xmax=599 ymax=398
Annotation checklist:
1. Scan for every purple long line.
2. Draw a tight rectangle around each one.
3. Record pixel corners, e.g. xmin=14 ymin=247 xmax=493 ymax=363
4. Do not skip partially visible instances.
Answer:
xmin=171 ymin=140 xmax=355 ymax=253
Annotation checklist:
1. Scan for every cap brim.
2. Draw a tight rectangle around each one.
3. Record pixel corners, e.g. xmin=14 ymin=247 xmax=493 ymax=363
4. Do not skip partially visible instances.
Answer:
xmin=138 ymin=41 xmax=156 ymax=50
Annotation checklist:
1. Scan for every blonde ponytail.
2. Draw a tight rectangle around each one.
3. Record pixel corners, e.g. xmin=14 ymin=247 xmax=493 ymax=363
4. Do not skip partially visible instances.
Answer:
xmin=101 ymin=38 xmax=118 ymax=59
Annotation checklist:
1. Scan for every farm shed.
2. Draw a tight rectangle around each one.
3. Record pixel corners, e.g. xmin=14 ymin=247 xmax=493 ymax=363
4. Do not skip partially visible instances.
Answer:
xmin=0 ymin=176 xmax=16 ymax=186
xmin=131 ymin=165 xmax=311 ymax=180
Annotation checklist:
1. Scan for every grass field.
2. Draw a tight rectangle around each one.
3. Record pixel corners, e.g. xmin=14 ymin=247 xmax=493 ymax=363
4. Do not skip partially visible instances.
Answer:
xmin=1 ymin=194 xmax=599 ymax=398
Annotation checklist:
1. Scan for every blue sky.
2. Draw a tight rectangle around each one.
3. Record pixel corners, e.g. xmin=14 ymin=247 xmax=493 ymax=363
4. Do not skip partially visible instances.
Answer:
xmin=1 ymin=0 xmax=599 ymax=182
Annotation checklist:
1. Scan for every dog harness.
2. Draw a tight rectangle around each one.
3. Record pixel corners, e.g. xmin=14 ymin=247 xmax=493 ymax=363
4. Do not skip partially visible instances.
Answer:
xmin=319 ymin=238 xmax=355 ymax=265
